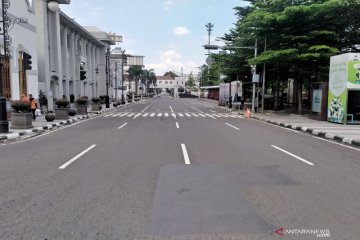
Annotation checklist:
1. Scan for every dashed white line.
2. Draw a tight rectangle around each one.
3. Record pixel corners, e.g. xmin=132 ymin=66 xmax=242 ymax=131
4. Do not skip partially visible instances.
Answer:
xmin=271 ymin=145 xmax=315 ymax=166
xmin=118 ymin=123 xmax=128 ymax=129
xmin=191 ymin=106 xmax=204 ymax=113
xmin=181 ymin=144 xmax=191 ymax=165
xmin=141 ymin=106 xmax=149 ymax=112
xmin=205 ymin=114 xmax=216 ymax=119
xmin=225 ymin=123 xmax=240 ymax=130
xmin=176 ymin=122 xmax=180 ymax=129
xmin=59 ymin=144 xmax=96 ymax=170
xmin=169 ymin=106 xmax=174 ymax=113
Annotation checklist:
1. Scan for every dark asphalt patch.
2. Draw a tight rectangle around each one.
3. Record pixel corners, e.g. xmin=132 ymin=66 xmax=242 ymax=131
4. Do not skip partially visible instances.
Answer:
xmin=151 ymin=164 xmax=298 ymax=236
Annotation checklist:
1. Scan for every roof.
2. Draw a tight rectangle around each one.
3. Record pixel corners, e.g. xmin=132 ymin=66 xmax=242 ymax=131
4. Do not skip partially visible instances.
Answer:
xmin=156 ymin=76 xmax=174 ymax=80
xmin=59 ymin=12 xmax=105 ymax=47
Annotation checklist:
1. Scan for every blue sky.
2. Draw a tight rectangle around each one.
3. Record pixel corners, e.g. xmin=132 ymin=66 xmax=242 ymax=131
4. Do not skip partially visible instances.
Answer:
xmin=61 ymin=0 xmax=245 ymax=75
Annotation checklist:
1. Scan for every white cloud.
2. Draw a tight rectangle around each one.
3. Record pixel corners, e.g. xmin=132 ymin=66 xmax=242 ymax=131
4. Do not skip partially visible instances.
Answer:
xmin=173 ymin=26 xmax=190 ymax=36
xmin=164 ymin=0 xmax=174 ymax=5
xmin=146 ymin=50 xmax=197 ymax=75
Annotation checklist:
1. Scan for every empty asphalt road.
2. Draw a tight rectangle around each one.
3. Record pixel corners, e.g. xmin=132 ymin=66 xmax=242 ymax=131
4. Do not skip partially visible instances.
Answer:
xmin=0 ymin=96 xmax=359 ymax=239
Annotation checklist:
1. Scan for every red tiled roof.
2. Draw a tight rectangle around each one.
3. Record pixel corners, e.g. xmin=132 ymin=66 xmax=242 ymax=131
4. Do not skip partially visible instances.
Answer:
xmin=156 ymin=76 xmax=174 ymax=80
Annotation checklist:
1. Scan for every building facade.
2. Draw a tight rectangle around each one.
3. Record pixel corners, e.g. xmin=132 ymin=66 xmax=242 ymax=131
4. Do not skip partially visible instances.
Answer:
xmin=1 ymin=0 xmax=38 ymax=101
xmin=35 ymin=0 xmax=115 ymax=110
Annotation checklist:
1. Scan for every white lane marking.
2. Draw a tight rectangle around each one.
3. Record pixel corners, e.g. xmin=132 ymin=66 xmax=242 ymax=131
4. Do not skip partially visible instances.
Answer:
xmin=169 ymin=106 xmax=174 ymax=113
xmin=118 ymin=123 xmax=128 ymax=129
xmin=212 ymin=114 xmax=221 ymax=117
xmin=150 ymin=113 xmax=155 ymax=117
xmin=112 ymin=113 xmax=123 ymax=117
xmin=185 ymin=113 xmax=191 ymax=117
xmin=210 ymin=110 xmax=216 ymax=113
xmin=141 ymin=106 xmax=149 ymax=112
xmin=142 ymin=113 xmax=149 ymax=117
xmin=176 ymin=122 xmax=179 ymax=129
xmin=313 ymin=136 xmax=360 ymax=152
xmin=225 ymin=123 xmax=240 ymax=130
xmin=157 ymin=113 xmax=163 ymax=117
xmin=252 ymin=119 xmax=300 ymax=133
xmin=59 ymin=144 xmax=97 ymax=170
xmin=191 ymin=106 xmax=204 ymax=113
xmin=104 ymin=113 xmax=114 ymax=117
xmin=178 ymin=113 xmax=184 ymax=117
xmin=271 ymin=145 xmax=315 ymax=166
xmin=181 ymin=144 xmax=191 ymax=165
xmin=172 ymin=113 xmax=177 ymax=119
xmin=198 ymin=114 xmax=206 ymax=117
xmin=133 ymin=113 xmax=142 ymax=119
xmin=191 ymin=113 xmax=199 ymax=117
xmin=117 ymin=113 xmax=129 ymax=117
xmin=127 ymin=113 xmax=135 ymax=117
xmin=219 ymin=114 xmax=229 ymax=118
xmin=164 ymin=113 xmax=169 ymax=117
xmin=205 ymin=114 xmax=216 ymax=119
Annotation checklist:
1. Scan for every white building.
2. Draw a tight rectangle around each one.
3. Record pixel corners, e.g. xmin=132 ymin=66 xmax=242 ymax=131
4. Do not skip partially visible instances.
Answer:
xmin=0 ymin=0 xmax=38 ymax=100
xmin=156 ymin=76 xmax=186 ymax=89
xmin=35 ymin=0 xmax=115 ymax=110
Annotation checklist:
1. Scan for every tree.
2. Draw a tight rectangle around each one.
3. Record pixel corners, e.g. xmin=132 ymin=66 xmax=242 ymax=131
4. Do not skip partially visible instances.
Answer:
xmin=216 ymin=0 xmax=360 ymax=113
xmin=128 ymin=65 xmax=143 ymax=95
xmin=141 ymin=69 xmax=157 ymax=93
xmin=163 ymin=71 xmax=178 ymax=79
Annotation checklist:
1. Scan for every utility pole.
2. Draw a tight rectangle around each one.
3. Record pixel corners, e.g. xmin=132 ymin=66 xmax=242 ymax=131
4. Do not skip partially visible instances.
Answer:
xmin=205 ymin=23 xmax=214 ymax=85
xmin=252 ymin=38 xmax=258 ymax=113
xmin=115 ymin=62 xmax=118 ymax=101
xmin=262 ymin=37 xmax=267 ymax=114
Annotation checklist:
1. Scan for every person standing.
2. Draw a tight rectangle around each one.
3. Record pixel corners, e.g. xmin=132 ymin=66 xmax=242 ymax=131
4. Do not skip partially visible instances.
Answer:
xmin=29 ymin=95 xmax=37 ymax=120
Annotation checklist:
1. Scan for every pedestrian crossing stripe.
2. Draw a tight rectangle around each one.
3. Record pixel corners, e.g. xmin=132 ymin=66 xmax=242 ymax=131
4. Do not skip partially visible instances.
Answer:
xmin=103 ymin=112 xmax=244 ymax=119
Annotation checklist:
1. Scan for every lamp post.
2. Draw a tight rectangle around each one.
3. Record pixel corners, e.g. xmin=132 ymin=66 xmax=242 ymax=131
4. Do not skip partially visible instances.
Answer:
xmin=121 ymin=50 xmax=127 ymax=104
xmin=95 ymin=63 xmax=107 ymax=105
xmin=105 ymin=48 xmax=110 ymax=108
xmin=203 ymin=42 xmax=258 ymax=112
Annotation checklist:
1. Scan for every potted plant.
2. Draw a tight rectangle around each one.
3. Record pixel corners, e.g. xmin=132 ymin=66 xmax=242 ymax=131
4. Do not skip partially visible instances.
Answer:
xmin=99 ymin=95 xmax=106 ymax=104
xmin=55 ymin=99 xmax=70 ymax=119
xmin=91 ymin=97 xmax=101 ymax=111
xmin=45 ymin=111 xmax=55 ymax=122
xmin=76 ymin=97 xmax=88 ymax=115
xmin=69 ymin=108 xmax=77 ymax=116
xmin=10 ymin=101 xmax=33 ymax=129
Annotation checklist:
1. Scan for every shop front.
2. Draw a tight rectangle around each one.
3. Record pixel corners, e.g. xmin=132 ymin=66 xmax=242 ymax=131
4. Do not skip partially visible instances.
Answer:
xmin=328 ymin=53 xmax=360 ymax=124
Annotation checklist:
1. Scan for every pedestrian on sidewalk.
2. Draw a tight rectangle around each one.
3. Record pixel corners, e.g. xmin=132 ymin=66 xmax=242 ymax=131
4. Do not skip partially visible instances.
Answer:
xmin=29 ymin=95 xmax=38 ymax=120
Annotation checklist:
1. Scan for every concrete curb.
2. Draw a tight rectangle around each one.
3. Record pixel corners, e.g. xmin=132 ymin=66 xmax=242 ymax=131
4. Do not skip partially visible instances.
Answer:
xmin=0 ymin=115 xmax=90 ymax=142
xmin=0 ymin=100 xmax=148 ymax=142
xmin=251 ymin=115 xmax=360 ymax=148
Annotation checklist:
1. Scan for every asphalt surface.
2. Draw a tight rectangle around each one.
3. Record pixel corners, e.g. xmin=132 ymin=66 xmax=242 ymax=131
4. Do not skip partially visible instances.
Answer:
xmin=0 ymin=95 xmax=359 ymax=240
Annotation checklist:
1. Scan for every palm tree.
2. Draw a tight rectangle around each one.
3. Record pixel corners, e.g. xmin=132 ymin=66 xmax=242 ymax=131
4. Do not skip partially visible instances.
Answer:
xmin=142 ymin=69 xmax=156 ymax=93
xmin=128 ymin=65 xmax=143 ymax=96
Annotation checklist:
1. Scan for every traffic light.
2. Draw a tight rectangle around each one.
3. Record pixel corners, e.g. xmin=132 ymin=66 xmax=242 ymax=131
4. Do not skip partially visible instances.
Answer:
xmin=23 ymin=52 xmax=32 ymax=70
xmin=80 ymin=66 xmax=86 ymax=80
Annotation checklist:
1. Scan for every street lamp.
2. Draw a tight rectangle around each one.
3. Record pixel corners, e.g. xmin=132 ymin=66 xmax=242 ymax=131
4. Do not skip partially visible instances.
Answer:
xmin=121 ymin=50 xmax=127 ymax=104
xmin=95 ymin=63 xmax=109 ymax=107
xmin=202 ymin=41 xmax=259 ymax=112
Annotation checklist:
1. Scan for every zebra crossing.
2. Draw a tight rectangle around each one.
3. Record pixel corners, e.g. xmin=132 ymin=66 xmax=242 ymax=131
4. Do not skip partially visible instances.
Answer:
xmin=103 ymin=112 xmax=244 ymax=119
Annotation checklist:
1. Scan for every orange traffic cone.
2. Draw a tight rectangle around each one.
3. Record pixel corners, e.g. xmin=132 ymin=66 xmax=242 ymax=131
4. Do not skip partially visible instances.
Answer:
xmin=245 ymin=108 xmax=251 ymax=118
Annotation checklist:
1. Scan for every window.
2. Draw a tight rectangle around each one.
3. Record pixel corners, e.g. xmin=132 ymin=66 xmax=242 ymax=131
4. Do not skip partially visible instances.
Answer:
xmin=165 ymin=81 xmax=168 ymax=84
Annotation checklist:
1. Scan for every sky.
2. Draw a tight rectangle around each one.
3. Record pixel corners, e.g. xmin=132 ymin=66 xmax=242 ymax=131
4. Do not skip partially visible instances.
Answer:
xmin=61 ymin=0 xmax=245 ymax=76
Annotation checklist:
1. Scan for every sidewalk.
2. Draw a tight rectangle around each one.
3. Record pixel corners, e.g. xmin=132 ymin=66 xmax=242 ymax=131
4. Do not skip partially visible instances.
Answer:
xmin=197 ymin=98 xmax=360 ymax=147
xmin=0 ymin=103 xmax=120 ymax=142
xmin=251 ymin=112 xmax=360 ymax=147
